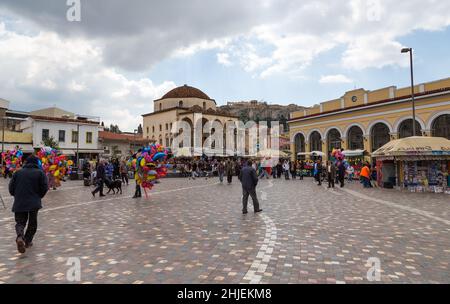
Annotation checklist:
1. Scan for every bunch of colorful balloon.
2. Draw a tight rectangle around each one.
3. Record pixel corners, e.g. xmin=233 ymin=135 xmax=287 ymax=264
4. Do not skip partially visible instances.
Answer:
xmin=330 ymin=149 xmax=345 ymax=163
xmin=331 ymin=148 xmax=350 ymax=168
xmin=37 ymin=147 xmax=73 ymax=189
xmin=132 ymin=144 xmax=169 ymax=197
xmin=1 ymin=148 xmax=24 ymax=175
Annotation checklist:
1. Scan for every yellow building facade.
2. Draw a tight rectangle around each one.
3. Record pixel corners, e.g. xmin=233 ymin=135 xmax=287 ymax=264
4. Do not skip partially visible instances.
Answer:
xmin=289 ymin=77 xmax=450 ymax=161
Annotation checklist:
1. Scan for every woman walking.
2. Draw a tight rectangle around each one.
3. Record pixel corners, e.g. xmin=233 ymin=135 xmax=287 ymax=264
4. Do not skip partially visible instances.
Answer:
xmin=120 ymin=160 xmax=129 ymax=185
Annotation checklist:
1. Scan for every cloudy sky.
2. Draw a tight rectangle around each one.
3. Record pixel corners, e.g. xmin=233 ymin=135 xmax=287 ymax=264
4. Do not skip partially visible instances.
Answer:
xmin=0 ymin=0 xmax=449 ymax=131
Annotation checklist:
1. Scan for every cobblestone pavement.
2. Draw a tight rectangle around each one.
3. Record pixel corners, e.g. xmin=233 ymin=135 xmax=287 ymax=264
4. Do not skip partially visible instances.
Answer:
xmin=0 ymin=176 xmax=448 ymax=284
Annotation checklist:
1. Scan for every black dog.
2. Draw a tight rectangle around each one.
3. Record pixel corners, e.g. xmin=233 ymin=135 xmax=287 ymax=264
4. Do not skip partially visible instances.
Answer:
xmin=104 ymin=178 xmax=122 ymax=194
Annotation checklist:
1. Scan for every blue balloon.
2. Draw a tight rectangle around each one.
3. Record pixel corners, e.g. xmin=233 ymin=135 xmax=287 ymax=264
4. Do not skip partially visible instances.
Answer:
xmin=152 ymin=152 xmax=166 ymax=161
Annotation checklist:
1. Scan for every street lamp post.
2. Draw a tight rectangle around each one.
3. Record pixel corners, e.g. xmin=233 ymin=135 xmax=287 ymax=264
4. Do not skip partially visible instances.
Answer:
xmin=401 ymin=47 xmax=417 ymax=137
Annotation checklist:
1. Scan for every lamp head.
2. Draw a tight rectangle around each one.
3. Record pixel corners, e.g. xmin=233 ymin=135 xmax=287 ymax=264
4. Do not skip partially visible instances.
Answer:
xmin=401 ymin=48 xmax=411 ymax=53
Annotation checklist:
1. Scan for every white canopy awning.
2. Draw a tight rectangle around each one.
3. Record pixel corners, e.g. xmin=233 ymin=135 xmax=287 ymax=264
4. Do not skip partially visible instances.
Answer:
xmin=343 ymin=149 xmax=365 ymax=157
xmin=372 ymin=136 xmax=450 ymax=159
xmin=297 ymin=152 xmax=310 ymax=156
xmin=311 ymin=151 xmax=325 ymax=157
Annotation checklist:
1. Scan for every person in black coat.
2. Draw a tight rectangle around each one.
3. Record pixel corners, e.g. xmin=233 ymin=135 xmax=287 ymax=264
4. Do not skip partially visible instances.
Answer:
xmin=276 ymin=161 xmax=283 ymax=179
xmin=338 ymin=161 xmax=345 ymax=188
xmin=9 ymin=155 xmax=48 ymax=253
xmin=92 ymin=160 xmax=106 ymax=197
xmin=238 ymin=160 xmax=262 ymax=215
xmin=132 ymin=150 xmax=142 ymax=198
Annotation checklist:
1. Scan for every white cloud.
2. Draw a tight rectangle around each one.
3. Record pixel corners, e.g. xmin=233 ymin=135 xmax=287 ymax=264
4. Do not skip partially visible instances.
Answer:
xmin=319 ymin=74 xmax=353 ymax=84
xmin=0 ymin=23 xmax=176 ymax=131
xmin=217 ymin=53 xmax=232 ymax=67
xmin=1 ymin=1 xmax=450 ymax=77
xmin=341 ymin=35 xmax=408 ymax=70
xmin=220 ymin=0 xmax=450 ymax=77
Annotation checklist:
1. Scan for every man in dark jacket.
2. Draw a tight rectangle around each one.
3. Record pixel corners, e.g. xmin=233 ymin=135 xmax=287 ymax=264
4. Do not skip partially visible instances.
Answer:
xmin=238 ymin=160 xmax=262 ymax=215
xmin=338 ymin=161 xmax=345 ymax=188
xmin=9 ymin=155 xmax=48 ymax=253
xmin=92 ymin=160 xmax=106 ymax=197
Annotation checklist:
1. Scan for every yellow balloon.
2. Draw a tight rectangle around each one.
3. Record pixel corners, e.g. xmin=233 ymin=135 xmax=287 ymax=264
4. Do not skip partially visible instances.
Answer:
xmin=140 ymin=158 xmax=146 ymax=167
xmin=50 ymin=165 xmax=57 ymax=171
xmin=54 ymin=170 xmax=60 ymax=177
xmin=67 ymin=160 xmax=73 ymax=166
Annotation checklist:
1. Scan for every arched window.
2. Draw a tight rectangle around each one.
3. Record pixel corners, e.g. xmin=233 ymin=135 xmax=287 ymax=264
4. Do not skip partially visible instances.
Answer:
xmin=327 ymin=129 xmax=341 ymax=153
xmin=371 ymin=123 xmax=390 ymax=151
xmin=398 ymin=119 xmax=421 ymax=138
xmin=309 ymin=131 xmax=322 ymax=152
xmin=294 ymin=133 xmax=306 ymax=159
xmin=179 ymin=100 xmax=183 ymax=107
xmin=203 ymin=102 xmax=206 ymax=110
xmin=159 ymin=103 xmax=162 ymax=111
xmin=347 ymin=126 xmax=364 ymax=150
xmin=432 ymin=114 xmax=450 ymax=139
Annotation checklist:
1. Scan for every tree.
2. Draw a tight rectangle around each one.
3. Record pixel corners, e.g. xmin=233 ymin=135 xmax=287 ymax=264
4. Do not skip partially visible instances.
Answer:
xmin=109 ymin=124 xmax=122 ymax=134
xmin=42 ymin=136 xmax=60 ymax=149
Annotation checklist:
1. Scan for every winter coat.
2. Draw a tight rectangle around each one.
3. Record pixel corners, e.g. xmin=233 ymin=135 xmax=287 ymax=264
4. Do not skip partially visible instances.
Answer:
xmin=97 ymin=164 xmax=106 ymax=180
xmin=9 ymin=163 xmax=48 ymax=213
xmin=239 ymin=166 xmax=258 ymax=191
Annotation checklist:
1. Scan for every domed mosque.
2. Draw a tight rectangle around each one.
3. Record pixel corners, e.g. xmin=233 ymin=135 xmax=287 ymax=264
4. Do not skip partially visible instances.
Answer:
xmin=142 ymin=85 xmax=238 ymax=153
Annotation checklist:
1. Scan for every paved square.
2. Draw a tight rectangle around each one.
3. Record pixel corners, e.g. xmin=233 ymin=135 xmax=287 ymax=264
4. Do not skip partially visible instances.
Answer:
xmin=0 ymin=177 xmax=448 ymax=284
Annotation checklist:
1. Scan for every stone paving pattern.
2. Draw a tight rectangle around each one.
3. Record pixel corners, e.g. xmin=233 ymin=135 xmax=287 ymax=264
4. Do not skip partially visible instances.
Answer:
xmin=0 ymin=176 xmax=448 ymax=284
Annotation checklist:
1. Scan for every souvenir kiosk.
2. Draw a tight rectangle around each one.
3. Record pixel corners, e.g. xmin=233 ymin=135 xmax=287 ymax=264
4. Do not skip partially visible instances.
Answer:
xmin=372 ymin=136 xmax=450 ymax=193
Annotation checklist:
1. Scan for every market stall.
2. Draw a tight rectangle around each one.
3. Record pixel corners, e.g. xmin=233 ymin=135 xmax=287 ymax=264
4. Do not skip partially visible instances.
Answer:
xmin=372 ymin=136 xmax=450 ymax=193
xmin=342 ymin=149 xmax=366 ymax=178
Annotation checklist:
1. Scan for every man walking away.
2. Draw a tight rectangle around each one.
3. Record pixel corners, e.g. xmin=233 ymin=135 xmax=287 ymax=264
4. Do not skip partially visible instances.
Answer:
xmin=239 ymin=160 xmax=262 ymax=215
xmin=9 ymin=156 xmax=48 ymax=253
xmin=92 ymin=160 xmax=106 ymax=197
xmin=327 ymin=161 xmax=336 ymax=188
